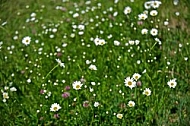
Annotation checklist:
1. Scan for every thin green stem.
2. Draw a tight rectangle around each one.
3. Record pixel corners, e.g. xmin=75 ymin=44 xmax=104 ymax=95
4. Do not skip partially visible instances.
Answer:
xmin=77 ymin=64 xmax=83 ymax=73
xmin=145 ymin=72 xmax=153 ymax=86
xmin=44 ymin=64 xmax=59 ymax=79
xmin=150 ymin=41 xmax=158 ymax=50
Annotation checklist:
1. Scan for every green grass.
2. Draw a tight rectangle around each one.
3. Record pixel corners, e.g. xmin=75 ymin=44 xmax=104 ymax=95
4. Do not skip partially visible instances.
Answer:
xmin=0 ymin=0 xmax=190 ymax=125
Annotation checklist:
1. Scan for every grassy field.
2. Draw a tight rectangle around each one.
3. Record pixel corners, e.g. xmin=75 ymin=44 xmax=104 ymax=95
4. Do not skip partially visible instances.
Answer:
xmin=0 ymin=0 xmax=190 ymax=125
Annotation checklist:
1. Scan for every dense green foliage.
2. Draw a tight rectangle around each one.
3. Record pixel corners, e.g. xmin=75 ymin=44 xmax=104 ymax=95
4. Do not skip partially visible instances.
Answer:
xmin=0 ymin=0 xmax=190 ymax=125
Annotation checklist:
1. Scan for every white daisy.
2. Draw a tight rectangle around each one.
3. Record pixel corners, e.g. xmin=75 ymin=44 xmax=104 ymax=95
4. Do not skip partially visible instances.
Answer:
xmin=173 ymin=0 xmax=179 ymax=5
xmin=10 ymin=87 xmax=17 ymax=92
xmin=144 ymin=1 xmax=152 ymax=9
xmin=128 ymin=101 xmax=135 ymax=107
xmin=124 ymin=77 xmax=136 ymax=89
xmin=50 ymin=103 xmax=61 ymax=112
xmin=141 ymin=28 xmax=148 ymax=35
xmin=135 ymin=40 xmax=140 ymax=45
xmin=132 ymin=73 xmax=141 ymax=81
xmin=94 ymin=102 xmax=100 ymax=107
xmin=155 ymin=38 xmax=162 ymax=45
xmin=99 ymin=39 xmax=106 ymax=46
xmin=56 ymin=59 xmax=65 ymax=68
xmin=143 ymin=88 xmax=151 ymax=96
xmin=150 ymin=28 xmax=158 ymax=36
xmin=22 ymin=36 xmax=31 ymax=46
xmin=151 ymin=1 xmax=162 ymax=9
xmin=94 ymin=38 xmax=100 ymax=46
xmin=2 ymin=92 xmax=9 ymax=99
xmin=78 ymin=24 xmax=85 ymax=30
xmin=72 ymin=81 xmax=83 ymax=90
xmin=124 ymin=6 xmax=132 ymax=15
xmin=116 ymin=113 xmax=123 ymax=119
xmin=129 ymin=40 xmax=135 ymax=45
xmin=114 ymin=40 xmax=120 ymax=46
xmin=167 ymin=79 xmax=177 ymax=88
xmin=138 ymin=13 xmax=148 ymax=20
xmin=89 ymin=64 xmax=97 ymax=70
xmin=150 ymin=10 xmax=158 ymax=16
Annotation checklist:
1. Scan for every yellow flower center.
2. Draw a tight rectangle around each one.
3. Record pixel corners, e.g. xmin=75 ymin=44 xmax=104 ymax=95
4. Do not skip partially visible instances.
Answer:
xmin=3 ymin=94 xmax=8 ymax=99
xmin=154 ymin=2 xmax=157 ymax=6
xmin=128 ymin=81 xmax=132 ymax=85
xmin=129 ymin=103 xmax=133 ymax=107
xmin=53 ymin=107 xmax=57 ymax=111
xmin=76 ymin=85 xmax=80 ymax=89
xmin=145 ymin=91 xmax=149 ymax=95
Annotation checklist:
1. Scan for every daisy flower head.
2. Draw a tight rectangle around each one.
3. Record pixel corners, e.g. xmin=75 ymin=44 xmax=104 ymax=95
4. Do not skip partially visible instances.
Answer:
xmin=2 ymin=92 xmax=9 ymax=99
xmin=89 ymin=64 xmax=97 ymax=70
xmin=167 ymin=78 xmax=177 ymax=88
xmin=135 ymin=40 xmax=140 ymax=45
xmin=114 ymin=40 xmax=120 ymax=46
xmin=94 ymin=38 xmax=100 ymax=46
xmin=72 ymin=81 xmax=83 ymax=90
xmin=22 ymin=36 xmax=31 ymax=46
xmin=124 ymin=77 xmax=136 ymax=89
xmin=151 ymin=1 xmax=162 ymax=9
xmin=143 ymin=88 xmax=151 ymax=96
xmin=94 ymin=38 xmax=106 ymax=46
xmin=128 ymin=101 xmax=135 ymax=107
xmin=138 ymin=13 xmax=148 ymax=20
xmin=129 ymin=40 xmax=135 ymax=45
xmin=50 ymin=103 xmax=61 ymax=112
xmin=124 ymin=6 xmax=132 ymax=15
xmin=173 ymin=0 xmax=179 ymax=5
xmin=116 ymin=113 xmax=123 ymax=119
xmin=150 ymin=10 xmax=158 ymax=16
xmin=144 ymin=1 xmax=152 ymax=9
xmin=56 ymin=59 xmax=65 ymax=68
xmin=141 ymin=28 xmax=148 ymax=35
xmin=99 ymin=39 xmax=106 ymax=46
xmin=150 ymin=28 xmax=158 ymax=36
xmin=132 ymin=73 xmax=141 ymax=81
xmin=94 ymin=102 xmax=100 ymax=107
xmin=155 ymin=38 xmax=162 ymax=45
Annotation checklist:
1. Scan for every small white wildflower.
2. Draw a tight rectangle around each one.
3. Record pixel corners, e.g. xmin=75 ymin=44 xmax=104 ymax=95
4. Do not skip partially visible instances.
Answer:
xmin=132 ymin=73 xmax=141 ymax=81
xmin=114 ymin=40 xmax=120 ymax=46
xmin=50 ymin=103 xmax=61 ymax=112
xmin=56 ymin=59 xmax=65 ymax=68
xmin=22 ymin=36 xmax=31 ymax=46
xmin=27 ymin=79 xmax=31 ymax=83
xmin=150 ymin=28 xmax=158 ymax=36
xmin=151 ymin=1 xmax=162 ymax=9
xmin=124 ymin=77 xmax=136 ymax=89
xmin=124 ymin=6 xmax=132 ymax=15
xmin=2 ymin=92 xmax=9 ymax=99
xmin=72 ymin=81 xmax=83 ymax=90
xmin=73 ymin=13 xmax=79 ymax=18
xmin=150 ymin=10 xmax=158 ymax=16
xmin=143 ymin=88 xmax=151 ymax=96
xmin=94 ymin=102 xmax=100 ymax=107
xmin=89 ymin=64 xmax=97 ymax=70
xmin=167 ymin=78 xmax=177 ymax=88
xmin=138 ymin=13 xmax=148 ymax=20
xmin=91 ymin=82 xmax=96 ymax=85
xmin=10 ymin=87 xmax=17 ymax=92
xmin=128 ymin=101 xmax=135 ymax=107
xmin=116 ymin=114 xmax=123 ymax=119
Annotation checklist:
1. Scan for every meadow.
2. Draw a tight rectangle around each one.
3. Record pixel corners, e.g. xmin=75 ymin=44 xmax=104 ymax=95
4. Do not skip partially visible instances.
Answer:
xmin=0 ymin=0 xmax=190 ymax=125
